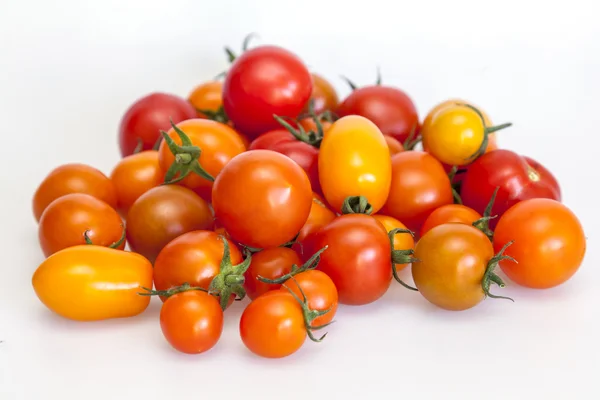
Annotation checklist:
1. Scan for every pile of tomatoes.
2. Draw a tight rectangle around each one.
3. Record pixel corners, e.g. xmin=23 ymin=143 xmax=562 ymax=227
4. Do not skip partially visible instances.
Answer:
xmin=30 ymin=36 xmax=586 ymax=359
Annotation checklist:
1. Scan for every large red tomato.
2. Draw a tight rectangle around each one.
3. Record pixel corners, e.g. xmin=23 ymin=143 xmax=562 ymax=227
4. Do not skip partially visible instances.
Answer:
xmin=222 ymin=46 xmax=312 ymax=139
xmin=118 ymin=93 xmax=197 ymax=157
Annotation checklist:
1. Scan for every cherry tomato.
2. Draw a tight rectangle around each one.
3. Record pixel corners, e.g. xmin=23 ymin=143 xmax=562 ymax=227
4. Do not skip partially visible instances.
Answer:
xmin=420 ymin=204 xmax=482 ymax=237
xmin=304 ymin=214 xmax=391 ymax=305
xmin=372 ymin=215 xmax=414 ymax=272
xmin=188 ymin=81 xmax=223 ymax=119
xmin=223 ymin=46 xmax=312 ymax=139
xmin=384 ymin=135 xmax=404 ymax=155
xmin=461 ymin=150 xmax=561 ymax=228
xmin=319 ymin=115 xmax=391 ymax=214
xmin=413 ymin=224 xmax=505 ymax=311
xmin=523 ymin=156 xmax=561 ymax=200
xmin=282 ymin=270 xmax=338 ymax=326
xmin=494 ymin=199 xmax=585 ymax=289
xmin=38 ymin=193 xmax=124 ymax=257
xmin=159 ymin=290 xmax=224 ymax=354
xmin=212 ymin=150 xmax=312 ymax=249
xmin=126 ymin=185 xmax=214 ymax=263
xmin=158 ymin=119 xmax=247 ymax=202
xmin=32 ymin=245 xmax=152 ymax=321
xmin=118 ymin=93 xmax=196 ymax=157
xmin=33 ymin=163 xmax=117 ymax=222
xmin=244 ymin=247 xmax=301 ymax=300
xmin=110 ymin=150 xmax=164 ymax=216
xmin=382 ymin=152 xmax=453 ymax=234
xmin=297 ymin=116 xmax=332 ymax=136
xmin=249 ymin=129 xmax=294 ymax=150
xmin=337 ymin=85 xmax=419 ymax=145
xmin=297 ymin=194 xmax=336 ymax=244
xmin=304 ymin=73 xmax=339 ymax=115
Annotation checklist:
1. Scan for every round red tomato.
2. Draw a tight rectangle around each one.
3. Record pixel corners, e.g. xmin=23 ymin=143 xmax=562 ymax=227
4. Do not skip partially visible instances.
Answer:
xmin=212 ymin=150 xmax=312 ymax=249
xmin=222 ymin=46 xmax=312 ymax=139
xmin=118 ymin=93 xmax=196 ymax=157
xmin=337 ymin=85 xmax=419 ymax=145
xmin=244 ymin=247 xmax=301 ymax=300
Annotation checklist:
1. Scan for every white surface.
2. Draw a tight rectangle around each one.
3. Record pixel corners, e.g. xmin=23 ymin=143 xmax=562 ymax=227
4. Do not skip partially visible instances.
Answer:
xmin=1 ymin=0 xmax=599 ymax=399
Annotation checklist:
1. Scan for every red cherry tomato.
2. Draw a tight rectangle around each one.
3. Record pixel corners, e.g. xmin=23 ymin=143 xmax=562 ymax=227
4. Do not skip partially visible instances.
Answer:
xmin=244 ymin=247 xmax=301 ymax=300
xmin=222 ymin=46 xmax=312 ymax=140
xmin=281 ymin=269 xmax=338 ymax=326
xmin=523 ymin=156 xmax=561 ymax=200
xmin=118 ymin=93 xmax=196 ymax=157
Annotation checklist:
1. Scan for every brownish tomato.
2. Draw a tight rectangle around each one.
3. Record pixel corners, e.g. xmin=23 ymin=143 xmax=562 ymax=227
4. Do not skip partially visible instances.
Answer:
xmin=420 ymin=204 xmax=482 ymax=237
xmin=384 ymin=135 xmax=404 ymax=155
xmin=304 ymin=73 xmax=339 ymax=115
xmin=372 ymin=215 xmax=414 ymax=272
xmin=244 ymin=247 xmax=301 ymax=300
xmin=33 ymin=163 xmax=117 ymax=222
xmin=126 ymin=185 xmax=214 ymax=263
xmin=188 ymin=81 xmax=224 ymax=119
xmin=38 ymin=193 xmax=124 ymax=257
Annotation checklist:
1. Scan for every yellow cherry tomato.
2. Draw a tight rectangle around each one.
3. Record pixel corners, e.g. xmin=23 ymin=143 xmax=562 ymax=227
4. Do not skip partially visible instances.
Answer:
xmin=32 ymin=245 xmax=153 ymax=321
xmin=318 ymin=115 xmax=392 ymax=214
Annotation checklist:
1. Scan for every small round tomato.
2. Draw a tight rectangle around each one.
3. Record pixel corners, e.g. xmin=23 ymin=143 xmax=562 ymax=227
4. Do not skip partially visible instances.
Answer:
xmin=384 ymin=135 xmax=404 ymax=155
xmin=282 ymin=269 xmax=338 ymax=326
xmin=420 ymin=204 xmax=482 ymax=237
xmin=304 ymin=214 xmax=391 ymax=305
xmin=33 ymin=163 xmax=117 ymax=222
xmin=494 ymin=199 xmax=585 ymax=289
xmin=38 ymin=193 xmax=124 ymax=257
xmin=159 ymin=290 xmax=223 ymax=354
xmin=32 ymin=245 xmax=152 ymax=321
xmin=372 ymin=215 xmax=414 ymax=272
xmin=110 ymin=150 xmax=164 ymax=216
xmin=244 ymin=247 xmax=301 ymax=300
xmin=382 ymin=152 xmax=453 ymax=234
xmin=119 ymin=93 xmax=197 ymax=157
xmin=304 ymin=73 xmax=339 ymax=115
xmin=337 ymin=85 xmax=419 ymax=145
xmin=158 ymin=119 xmax=247 ymax=202
xmin=319 ymin=115 xmax=392 ymax=214
xmin=212 ymin=150 xmax=312 ymax=249
xmin=126 ymin=185 xmax=214 ymax=263
xmin=413 ymin=224 xmax=508 ymax=311
xmin=223 ymin=46 xmax=312 ymax=139
xmin=188 ymin=81 xmax=223 ymax=119
xmin=297 ymin=194 xmax=336 ymax=244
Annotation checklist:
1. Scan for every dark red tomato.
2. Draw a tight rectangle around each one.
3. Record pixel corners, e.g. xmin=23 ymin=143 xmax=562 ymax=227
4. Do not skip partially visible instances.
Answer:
xmin=337 ymin=86 xmax=419 ymax=145
xmin=461 ymin=150 xmax=561 ymax=228
xmin=304 ymin=214 xmax=391 ymax=305
xmin=118 ymin=93 xmax=196 ymax=157
xmin=222 ymin=46 xmax=312 ymax=140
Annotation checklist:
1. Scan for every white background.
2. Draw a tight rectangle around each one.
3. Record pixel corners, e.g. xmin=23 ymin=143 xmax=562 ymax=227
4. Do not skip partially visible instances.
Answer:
xmin=1 ymin=0 xmax=599 ymax=399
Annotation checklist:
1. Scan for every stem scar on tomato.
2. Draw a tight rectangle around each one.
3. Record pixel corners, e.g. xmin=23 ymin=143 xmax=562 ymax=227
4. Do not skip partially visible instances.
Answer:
xmin=482 ymin=241 xmax=516 ymax=301
xmin=457 ymin=103 xmax=512 ymax=162
xmin=160 ymin=119 xmax=215 ymax=185
xmin=472 ymin=186 xmax=500 ymax=241
xmin=208 ymin=237 xmax=253 ymax=310
xmin=258 ymin=246 xmax=329 ymax=285
xmin=83 ymin=224 xmax=126 ymax=249
xmin=388 ymin=228 xmax=419 ymax=291
xmin=340 ymin=195 xmax=373 ymax=215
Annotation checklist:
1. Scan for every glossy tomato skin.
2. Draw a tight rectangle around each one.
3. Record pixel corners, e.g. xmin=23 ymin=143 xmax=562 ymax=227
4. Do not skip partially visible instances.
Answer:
xmin=304 ymin=214 xmax=391 ymax=305
xmin=282 ymin=270 xmax=338 ymax=326
xmin=33 ymin=163 xmax=117 ymax=222
xmin=461 ymin=150 xmax=561 ymax=228
xmin=119 ymin=93 xmax=197 ymax=157
xmin=110 ymin=150 xmax=164 ymax=216
xmin=244 ymin=247 xmax=301 ymax=300
xmin=384 ymin=135 xmax=404 ymax=155
xmin=212 ymin=150 xmax=312 ymax=249
xmin=420 ymin=204 xmax=482 ymax=237
xmin=126 ymin=185 xmax=214 ymax=263
xmin=304 ymin=73 xmax=339 ymax=115
xmin=372 ymin=215 xmax=415 ymax=272
xmin=337 ymin=85 xmax=419 ymax=144
xmin=158 ymin=119 xmax=247 ymax=202
xmin=188 ymin=81 xmax=223 ymax=118
xmin=522 ymin=156 xmax=561 ymax=201
xmin=493 ymin=199 xmax=585 ymax=289
xmin=223 ymin=46 xmax=312 ymax=139
xmin=413 ymin=224 xmax=494 ymax=311
xmin=239 ymin=291 xmax=306 ymax=358
xmin=249 ymin=129 xmax=294 ymax=150
xmin=38 ymin=193 xmax=124 ymax=257
xmin=32 ymin=245 xmax=153 ymax=321
xmin=296 ymin=194 xmax=337 ymax=244
xmin=160 ymin=291 xmax=223 ymax=354
xmin=382 ymin=152 xmax=453 ymax=234
xmin=319 ymin=115 xmax=392 ymax=214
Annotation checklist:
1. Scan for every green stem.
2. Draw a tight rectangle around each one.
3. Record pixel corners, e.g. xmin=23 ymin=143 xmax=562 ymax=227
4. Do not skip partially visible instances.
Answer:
xmin=83 ymin=225 xmax=126 ymax=249
xmin=340 ymin=75 xmax=357 ymax=91
xmin=459 ymin=103 xmax=512 ymax=162
xmin=208 ymin=238 xmax=253 ymax=311
xmin=481 ymin=241 xmax=516 ymax=302
xmin=388 ymin=228 xmax=419 ymax=291
xmin=258 ymin=246 xmax=328 ymax=285
xmin=472 ymin=186 xmax=499 ymax=241
xmin=273 ymin=114 xmax=322 ymax=148
xmin=138 ymin=282 xmax=207 ymax=298
xmin=340 ymin=196 xmax=373 ymax=215
xmin=133 ymin=138 xmax=144 ymax=154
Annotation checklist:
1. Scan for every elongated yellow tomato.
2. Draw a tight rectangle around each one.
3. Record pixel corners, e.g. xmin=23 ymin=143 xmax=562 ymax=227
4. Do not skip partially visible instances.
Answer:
xmin=32 ymin=245 xmax=153 ymax=321
xmin=319 ymin=115 xmax=391 ymax=213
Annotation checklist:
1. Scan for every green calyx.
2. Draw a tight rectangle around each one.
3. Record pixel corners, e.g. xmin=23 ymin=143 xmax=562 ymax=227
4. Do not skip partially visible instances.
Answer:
xmin=482 ymin=241 xmax=516 ymax=301
xmin=258 ymin=246 xmax=328 ymax=285
xmin=160 ymin=120 xmax=215 ymax=185
xmin=208 ymin=237 xmax=253 ymax=311
xmin=83 ymin=225 xmax=126 ymax=249
xmin=340 ymin=66 xmax=382 ymax=91
xmin=138 ymin=282 xmax=207 ymax=298
xmin=341 ymin=196 xmax=373 ymax=215
xmin=388 ymin=228 xmax=419 ymax=291
xmin=273 ymin=107 xmax=324 ymax=149
xmin=196 ymin=105 xmax=229 ymax=124
xmin=215 ymin=33 xmax=259 ymax=79
xmin=281 ymin=277 xmax=334 ymax=343
xmin=472 ymin=186 xmax=500 ymax=241
xmin=403 ymin=123 xmax=422 ymax=151
xmin=458 ymin=103 xmax=512 ymax=162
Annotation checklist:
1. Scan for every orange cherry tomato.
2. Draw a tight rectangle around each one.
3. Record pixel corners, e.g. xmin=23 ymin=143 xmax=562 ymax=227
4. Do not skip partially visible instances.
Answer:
xmin=244 ymin=247 xmax=301 ymax=300
xmin=420 ymin=204 xmax=482 ymax=237
xmin=319 ymin=115 xmax=392 ymax=214
xmin=188 ymin=81 xmax=223 ymax=118
xmin=38 ymin=193 xmax=124 ymax=257
xmin=33 ymin=163 xmax=117 ymax=222
xmin=304 ymin=73 xmax=339 ymax=115
xmin=32 ymin=245 xmax=153 ymax=321
xmin=126 ymin=185 xmax=214 ymax=263
xmin=298 ymin=116 xmax=332 ymax=135
xmin=282 ymin=269 xmax=338 ymax=327
xmin=493 ymin=199 xmax=586 ymax=289
xmin=159 ymin=290 xmax=223 ymax=354
xmin=158 ymin=119 xmax=247 ymax=201
xmin=297 ymin=194 xmax=337 ymax=244
xmin=372 ymin=214 xmax=414 ymax=272
xmin=384 ymin=135 xmax=404 ymax=155
xmin=110 ymin=150 xmax=164 ymax=216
